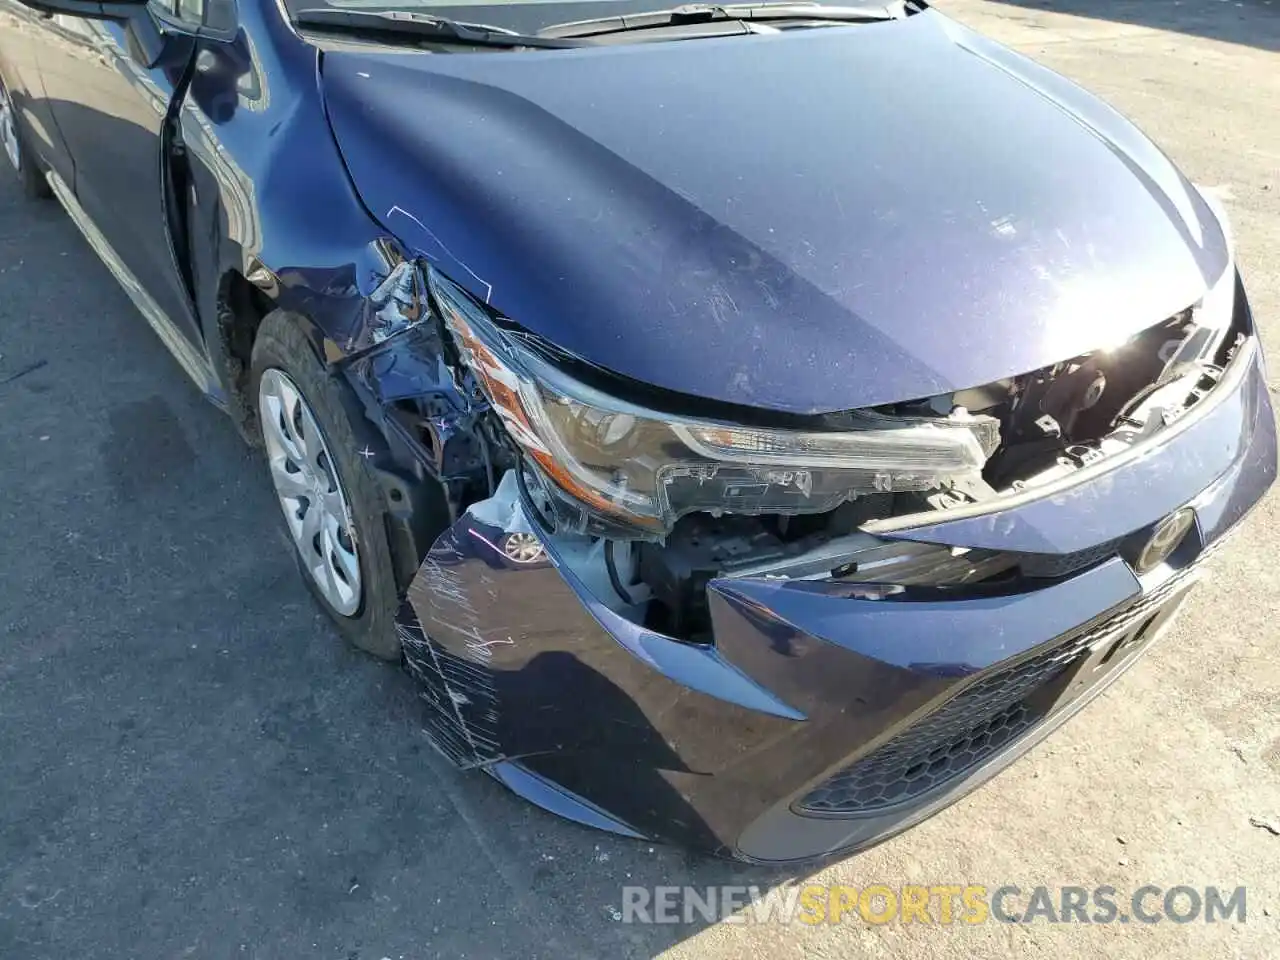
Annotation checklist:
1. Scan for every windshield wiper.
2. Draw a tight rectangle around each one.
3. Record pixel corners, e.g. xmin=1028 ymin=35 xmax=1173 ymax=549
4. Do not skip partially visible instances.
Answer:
xmin=539 ymin=2 xmax=905 ymax=39
xmin=294 ymin=8 xmax=588 ymax=50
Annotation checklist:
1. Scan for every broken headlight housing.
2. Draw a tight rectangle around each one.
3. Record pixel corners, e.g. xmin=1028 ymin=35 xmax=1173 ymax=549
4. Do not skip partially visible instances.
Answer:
xmin=434 ymin=275 xmax=996 ymax=538
xmin=1159 ymin=188 xmax=1239 ymax=382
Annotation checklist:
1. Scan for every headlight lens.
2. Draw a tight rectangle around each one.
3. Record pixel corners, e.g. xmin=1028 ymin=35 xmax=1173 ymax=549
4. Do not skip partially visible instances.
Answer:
xmin=434 ymin=275 xmax=994 ymax=537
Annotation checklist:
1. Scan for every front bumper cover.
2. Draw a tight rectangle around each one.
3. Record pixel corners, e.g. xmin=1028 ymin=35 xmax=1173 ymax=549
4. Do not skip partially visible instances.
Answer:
xmin=395 ymin=340 xmax=1276 ymax=863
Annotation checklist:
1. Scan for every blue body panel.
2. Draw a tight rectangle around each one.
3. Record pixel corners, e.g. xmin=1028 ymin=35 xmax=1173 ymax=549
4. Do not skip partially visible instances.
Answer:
xmin=320 ymin=10 xmax=1228 ymax=413
xmin=0 ymin=0 xmax=1272 ymax=862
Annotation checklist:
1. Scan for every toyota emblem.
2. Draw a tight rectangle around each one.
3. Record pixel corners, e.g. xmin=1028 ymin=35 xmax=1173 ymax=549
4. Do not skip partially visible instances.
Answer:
xmin=1134 ymin=508 xmax=1196 ymax=574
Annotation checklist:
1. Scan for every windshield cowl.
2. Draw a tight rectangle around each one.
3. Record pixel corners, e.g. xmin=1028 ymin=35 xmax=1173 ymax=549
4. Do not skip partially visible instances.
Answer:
xmin=290 ymin=0 xmax=914 ymax=45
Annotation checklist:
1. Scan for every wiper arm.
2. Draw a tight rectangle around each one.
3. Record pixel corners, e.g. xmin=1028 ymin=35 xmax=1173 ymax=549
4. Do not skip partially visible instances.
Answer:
xmin=539 ymin=2 xmax=904 ymax=39
xmin=294 ymin=8 xmax=587 ymax=50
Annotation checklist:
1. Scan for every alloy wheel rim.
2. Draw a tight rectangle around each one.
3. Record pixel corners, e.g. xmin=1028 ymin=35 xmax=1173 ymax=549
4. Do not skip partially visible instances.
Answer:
xmin=258 ymin=369 xmax=362 ymax=616
xmin=0 ymin=82 xmax=21 ymax=172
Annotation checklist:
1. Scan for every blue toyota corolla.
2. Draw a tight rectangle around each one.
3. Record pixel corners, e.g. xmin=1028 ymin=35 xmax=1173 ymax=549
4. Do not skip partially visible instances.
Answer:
xmin=0 ymin=0 xmax=1273 ymax=862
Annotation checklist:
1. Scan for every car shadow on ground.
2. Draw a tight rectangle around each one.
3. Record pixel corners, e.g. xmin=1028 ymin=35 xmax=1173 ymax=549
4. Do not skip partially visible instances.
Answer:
xmin=977 ymin=0 xmax=1280 ymax=52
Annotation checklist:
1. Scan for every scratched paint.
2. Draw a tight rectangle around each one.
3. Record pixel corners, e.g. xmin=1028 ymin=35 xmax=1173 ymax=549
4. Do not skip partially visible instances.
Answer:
xmin=399 ymin=548 xmax=505 ymax=767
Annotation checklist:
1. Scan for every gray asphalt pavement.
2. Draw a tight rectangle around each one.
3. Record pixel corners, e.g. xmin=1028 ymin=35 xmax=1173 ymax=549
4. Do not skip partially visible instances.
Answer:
xmin=2 ymin=2 xmax=1279 ymax=958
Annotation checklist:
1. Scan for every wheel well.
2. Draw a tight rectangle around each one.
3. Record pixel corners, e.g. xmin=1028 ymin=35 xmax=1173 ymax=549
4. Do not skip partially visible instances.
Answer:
xmin=216 ymin=271 xmax=276 ymax=445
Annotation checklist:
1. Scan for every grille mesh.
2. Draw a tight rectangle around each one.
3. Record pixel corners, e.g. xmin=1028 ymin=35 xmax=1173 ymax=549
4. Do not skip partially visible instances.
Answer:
xmin=796 ymin=565 xmax=1199 ymax=817
xmin=1017 ymin=539 xmax=1123 ymax=579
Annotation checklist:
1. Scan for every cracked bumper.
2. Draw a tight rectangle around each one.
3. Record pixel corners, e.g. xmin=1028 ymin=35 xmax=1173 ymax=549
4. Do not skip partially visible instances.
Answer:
xmin=396 ymin=343 xmax=1275 ymax=863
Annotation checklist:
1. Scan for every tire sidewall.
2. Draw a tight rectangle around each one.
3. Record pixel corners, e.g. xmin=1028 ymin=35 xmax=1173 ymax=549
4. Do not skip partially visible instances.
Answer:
xmin=249 ymin=311 xmax=402 ymax=660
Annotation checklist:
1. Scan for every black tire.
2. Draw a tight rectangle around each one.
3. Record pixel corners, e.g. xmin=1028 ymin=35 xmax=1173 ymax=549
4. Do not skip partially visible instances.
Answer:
xmin=0 ymin=79 xmax=52 ymax=201
xmin=250 ymin=310 xmax=402 ymax=660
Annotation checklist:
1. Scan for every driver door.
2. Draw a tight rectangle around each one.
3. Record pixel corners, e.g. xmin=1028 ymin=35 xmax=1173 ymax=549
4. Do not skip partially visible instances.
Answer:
xmin=33 ymin=4 xmax=208 ymax=371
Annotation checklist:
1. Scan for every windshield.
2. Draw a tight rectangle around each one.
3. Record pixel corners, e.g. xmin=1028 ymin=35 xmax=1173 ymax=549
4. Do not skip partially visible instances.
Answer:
xmin=287 ymin=0 xmax=886 ymax=37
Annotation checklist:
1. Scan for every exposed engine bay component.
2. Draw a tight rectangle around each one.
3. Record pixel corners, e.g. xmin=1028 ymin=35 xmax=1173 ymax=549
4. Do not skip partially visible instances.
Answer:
xmin=972 ymin=263 xmax=1240 ymax=494
xmin=976 ymin=313 xmax=1197 ymax=488
xmin=463 ymin=471 xmax=1021 ymax=643
xmin=635 ymin=511 xmax=1019 ymax=640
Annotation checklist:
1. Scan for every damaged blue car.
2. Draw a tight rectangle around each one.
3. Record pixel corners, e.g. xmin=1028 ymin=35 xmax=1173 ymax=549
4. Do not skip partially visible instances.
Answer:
xmin=0 ymin=0 xmax=1273 ymax=862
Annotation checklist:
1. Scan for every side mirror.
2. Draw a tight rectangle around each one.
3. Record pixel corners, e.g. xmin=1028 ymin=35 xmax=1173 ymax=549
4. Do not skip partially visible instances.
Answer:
xmin=153 ymin=0 xmax=239 ymax=41
xmin=200 ymin=0 xmax=236 ymax=38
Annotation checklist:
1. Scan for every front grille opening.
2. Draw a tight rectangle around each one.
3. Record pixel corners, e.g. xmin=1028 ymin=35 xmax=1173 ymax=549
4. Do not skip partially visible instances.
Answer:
xmin=796 ymin=643 xmax=1075 ymax=816
xmin=795 ymin=569 xmax=1194 ymax=817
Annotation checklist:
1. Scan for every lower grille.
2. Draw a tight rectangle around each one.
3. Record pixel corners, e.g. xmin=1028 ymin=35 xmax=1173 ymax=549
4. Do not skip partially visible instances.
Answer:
xmin=1017 ymin=539 xmax=1123 ymax=579
xmin=796 ymin=565 xmax=1198 ymax=817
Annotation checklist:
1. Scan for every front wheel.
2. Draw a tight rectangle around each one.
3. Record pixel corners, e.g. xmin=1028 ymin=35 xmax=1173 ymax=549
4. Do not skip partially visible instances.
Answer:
xmin=251 ymin=311 xmax=402 ymax=660
xmin=0 ymin=77 xmax=52 ymax=201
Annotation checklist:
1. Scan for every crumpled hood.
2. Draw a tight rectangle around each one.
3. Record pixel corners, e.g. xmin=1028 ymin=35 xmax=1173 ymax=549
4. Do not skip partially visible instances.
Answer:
xmin=320 ymin=10 xmax=1228 ymax=414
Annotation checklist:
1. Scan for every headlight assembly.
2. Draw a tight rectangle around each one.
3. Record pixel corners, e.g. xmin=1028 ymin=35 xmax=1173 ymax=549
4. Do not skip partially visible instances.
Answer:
xmin=432 ymin=273 xmax=996 ymax=538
